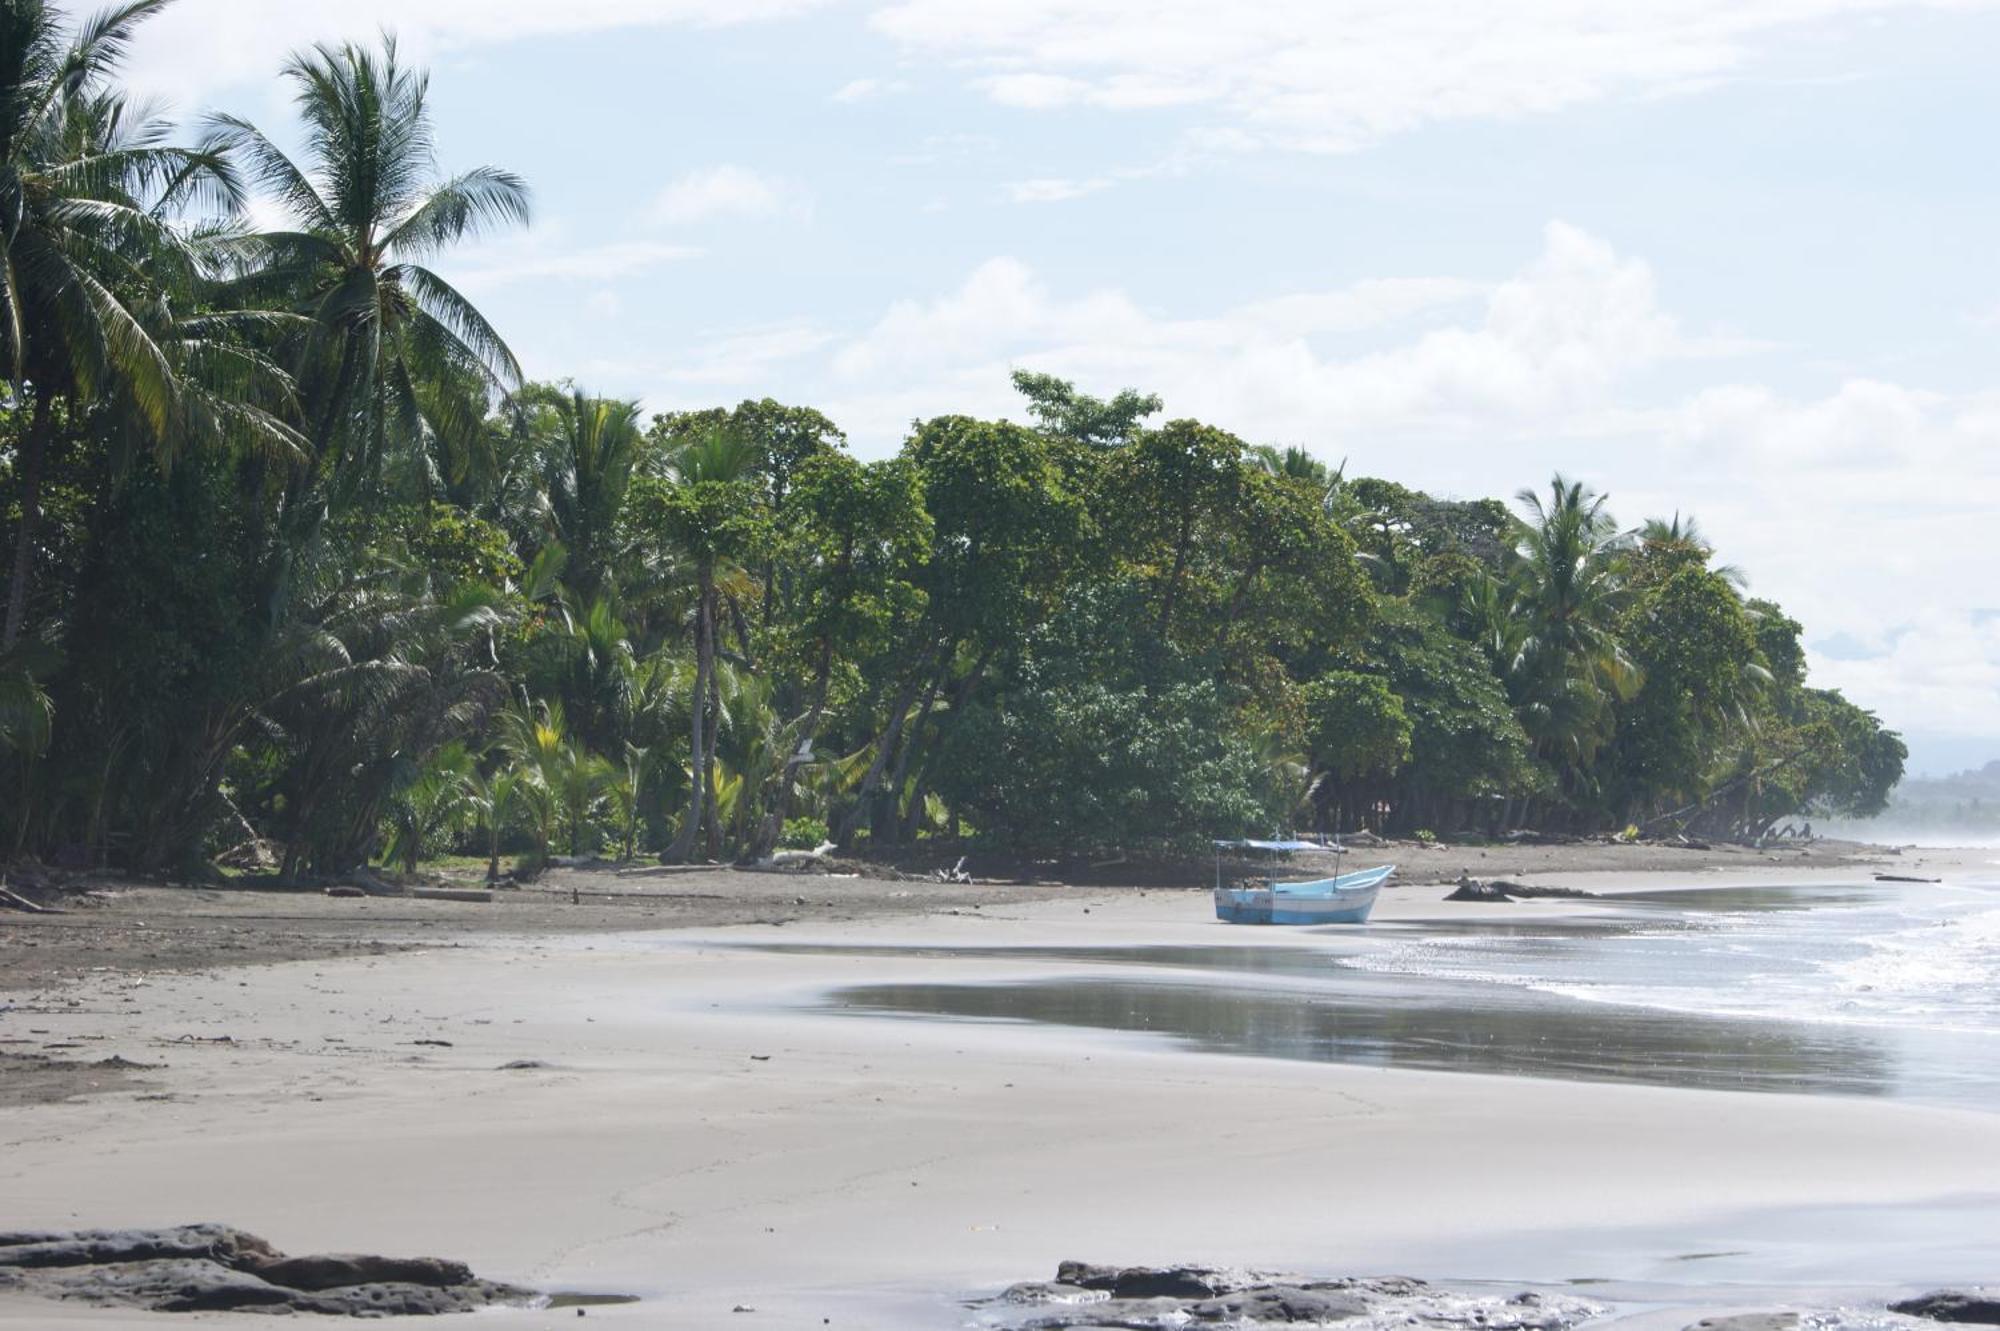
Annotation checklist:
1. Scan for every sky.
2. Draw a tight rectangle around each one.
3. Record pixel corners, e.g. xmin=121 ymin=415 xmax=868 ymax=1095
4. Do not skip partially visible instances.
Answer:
xmin=116 ymin=0 xmax=2000 ymax=776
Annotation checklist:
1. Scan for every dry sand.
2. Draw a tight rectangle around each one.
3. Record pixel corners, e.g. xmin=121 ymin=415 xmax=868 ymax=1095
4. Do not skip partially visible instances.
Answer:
xmin=3 ymin=846 xmax=1995 ymax=1328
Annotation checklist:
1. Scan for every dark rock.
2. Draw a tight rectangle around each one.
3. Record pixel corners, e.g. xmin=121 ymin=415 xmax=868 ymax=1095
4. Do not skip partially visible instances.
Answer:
xmin=0 ymin=1224 xmax=539 ymax=1317
xmin=1001 ymin=1281 xmax=1102 ymax=1304
xmin=291 ymin=1277 xmax=535 ymax=1316
xmin=0 ymin=1224 xmax=276 ymax=1270
xmin=1685 ymin=1315 xmax=1799 ymax=1331
xmin=1492 ymin=882 xmax=1597 ymax=899
xmin=1021 ymin=1296 xmax=1186 ymax=1330
xmin=40 ymin=1258 xmax=296 ymax=1311
xmin=1187 ymin=1285 xmax=1369 ymax=1322
xmin=1446 ymin=880 xmax=1514 ymax=902
xmin=1055 ymin=1262 xmax=1237 ymax=1300
xmin=251 ymin=1252 xmax=474 ymax=1291
xmin=1891 ymin=1291 xmax=2000 ymax=1325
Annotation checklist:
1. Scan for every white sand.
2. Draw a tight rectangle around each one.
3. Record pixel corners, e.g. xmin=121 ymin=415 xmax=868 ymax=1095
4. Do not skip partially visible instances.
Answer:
xmin=4 ymin=869 xmax=1999 ymax=1328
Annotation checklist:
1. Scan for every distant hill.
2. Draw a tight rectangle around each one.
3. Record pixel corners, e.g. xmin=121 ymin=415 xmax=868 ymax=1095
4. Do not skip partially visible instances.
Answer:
xmin=1865 ymin=761 xmax=2000 ymax=833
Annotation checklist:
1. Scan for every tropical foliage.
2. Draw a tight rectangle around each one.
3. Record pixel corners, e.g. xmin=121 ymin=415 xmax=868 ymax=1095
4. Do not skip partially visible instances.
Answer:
xmin=0 ymin=1 xmax=1903 ymax=878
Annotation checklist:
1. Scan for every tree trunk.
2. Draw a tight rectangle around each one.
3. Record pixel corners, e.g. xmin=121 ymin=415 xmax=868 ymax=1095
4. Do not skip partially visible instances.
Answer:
xmin=878 ymin=660 xmax=950 ymax=847
xmin=834 ymin=653 xmax=936 ymax=848
xmin=897 ymin=647 xmax=993 ymax=844
xmin=3 ymin=393 xmax=57 ymax=651
xmin=749 ymin=637 xmax=835 ymax=861
xmin=664 ymin=571 xmax=715 ymax=862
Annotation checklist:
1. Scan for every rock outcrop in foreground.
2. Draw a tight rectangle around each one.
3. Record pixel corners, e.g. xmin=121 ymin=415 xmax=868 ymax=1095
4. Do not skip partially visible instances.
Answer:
xmin=0 ymin=1224 xmax=536 ymax=1316
xmin=986 ymin=1263 xmax=1604 ymax=1330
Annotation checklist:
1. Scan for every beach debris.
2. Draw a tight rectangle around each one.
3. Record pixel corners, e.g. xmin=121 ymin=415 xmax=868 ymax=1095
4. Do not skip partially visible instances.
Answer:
xmin=1446 ymin=874 xmax=1513 ymax=902
xmin=1874 ymin=873 xmax=1942 ymax=884
xmin=0 ymin=1224 xmax=540 ymax=1316
xmin=1891 ymin=1290 xmax=2000 ymax=1325
xmin=496 ymin=1059 xmax=551 ymax=1070
xmin=989 ymin=1265 xmax=1600 ymax=1330
xmin=344 ymin=865 xmax=408 ymax=898
xmin=323 ymin=885 xmax=367 ymax=899
xmin=936 ymin=856 xmax=972 ymax=884
xmin=1445 ymin=875 xmax=1599 ymax=903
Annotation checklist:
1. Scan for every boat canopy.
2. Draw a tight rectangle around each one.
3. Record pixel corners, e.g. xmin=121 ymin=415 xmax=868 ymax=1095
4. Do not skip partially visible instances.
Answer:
xmin=1211 ymin=838 xmax=1333 ymax=853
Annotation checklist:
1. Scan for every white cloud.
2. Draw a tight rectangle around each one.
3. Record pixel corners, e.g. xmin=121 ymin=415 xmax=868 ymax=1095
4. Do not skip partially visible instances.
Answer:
xmin=1004 ymin=177 xmax=1113 ymax=203
xmin=831 ymin=76 xmax=910 ymax=102
xmin=122 ymin=0 xmax=831 ymax=106
xmin=868 ymin=0 xmax=2000 ymax=150
xmin=827 ymin=222 xmax=1677 ymax=433
xmin=791 ymin=223 xmax=2000 ymax=744
xmin=651 ymin=165 xmax=807 ymax=226
xmin=450 ymin=238 xmax=702 ymax=291
xmin=668 ymin=322 xmax=838 ymax=385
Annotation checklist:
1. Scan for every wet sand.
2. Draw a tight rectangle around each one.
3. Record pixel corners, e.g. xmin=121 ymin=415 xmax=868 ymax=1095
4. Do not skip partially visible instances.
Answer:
xmin=3 ymin=857 xmax=1999 ymax=1327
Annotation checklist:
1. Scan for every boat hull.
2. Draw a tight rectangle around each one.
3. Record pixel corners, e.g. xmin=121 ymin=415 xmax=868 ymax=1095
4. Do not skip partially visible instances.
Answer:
xmin=1212 ymin=865 xmax=1393 ymax=925
xmin=1213 ymin=884 xmax=1380 ymax=925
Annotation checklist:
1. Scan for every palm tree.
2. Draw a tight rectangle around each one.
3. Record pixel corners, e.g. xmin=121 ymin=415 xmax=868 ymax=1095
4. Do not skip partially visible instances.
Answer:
xmin=1636 ymin=511 xmax=1746 ymax=588
xmin=381 ymin=739 xmax=474 ymax=873
xmin=0 ymin=0 xmax=243 ymax=647
xmin=526 ymin=386 xmax=643 ymax=604
xmin=1508 ymin=475 xmax=1640 ymax=792
xmin=464 ymin=763 xmax=524 ymax=881
xmin=658 ymin=426 xmax=763 ymax=862
xmin=202 ymin=35 xmax=529 ymax=490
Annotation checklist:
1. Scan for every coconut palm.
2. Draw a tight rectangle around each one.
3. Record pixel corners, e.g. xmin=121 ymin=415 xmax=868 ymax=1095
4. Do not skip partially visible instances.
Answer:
xmin=1636 ymin=511 xmax=1746 ymax=588
xmin=525 ymin=386 xmax=643 ymax=604
xmin=381 ymin=739 xmax=474 ymax=873
xmin=0 ymin=0 xmax=243 ymax=646
xmin=201 ymin=35 xmax=529 ymax=491
xmin=1507 ymin=475 xmax=1640 ymax=789
xmin=464 ymin=764 xmax=525 ymax=880
xmin=658 ymin=426 xmax=764 ymax=862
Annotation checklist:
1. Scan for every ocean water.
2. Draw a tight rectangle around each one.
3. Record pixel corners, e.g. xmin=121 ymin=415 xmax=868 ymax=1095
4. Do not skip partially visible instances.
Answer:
xmin=824 ymin=878 xmax=2000 ymax=1106
xmin=1348 ymin=880 xmax=2000 ymax=1041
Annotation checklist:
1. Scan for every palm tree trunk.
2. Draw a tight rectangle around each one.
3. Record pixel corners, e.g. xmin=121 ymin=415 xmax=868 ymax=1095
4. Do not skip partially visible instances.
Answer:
xmin=702 ymin=656 xmax=724 ymax=858
xmin=664 ymin=570 xmax=715 ymax=862
xmin=897 ymin=646 xmax=992 ymax=844
xmin=878 ymin=661 xmax=948 ymax=847
xmin=750 ymin=636 xmax=835 ymax=861
xmin=4 ymin=393 xmax=57 ymax=651
xmin=834 ymin=651 xmax=938 ymax=848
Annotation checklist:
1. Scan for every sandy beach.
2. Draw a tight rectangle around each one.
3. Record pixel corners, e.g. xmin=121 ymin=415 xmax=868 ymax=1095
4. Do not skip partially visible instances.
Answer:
xmin=4 ymin=845 xmax=1997 ymax=1328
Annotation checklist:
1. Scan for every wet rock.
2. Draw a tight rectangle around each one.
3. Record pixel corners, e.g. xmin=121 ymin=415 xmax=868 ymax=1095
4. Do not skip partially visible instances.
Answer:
xmin=1020 ymin=1296 xmax=1186 ymax=1330
xmin=1446 ymin=878 xmax=1513 ymax=902
xmin=0 ymin=1224 xmax=276 ymax=1270
xmin=0 ymin=1224 xmax=539 ymax=1317
xmin=40 ymin=1258 xmax=296 ymax=1311
xmin=991 ymin=1265 xmax=1597 ymax=1331
xmin=1055 ymin=1262 xmax=1238 ymax=1299
xmin=1891 ymin=1291 xmax=2000 ymax=1325
xmin=1001 ymin=1281 xmax=1103 ymax=1305
xmin=1685 ymin=1314 xmax=1799 ymax=1331
xmin=289 ymin=1277 xmax=534 ymax=1316
xmin=1187 ymin=1285 xmax=1368 ymax=1322
xmin=250 ymin=1253 xmax=474 ymax=1291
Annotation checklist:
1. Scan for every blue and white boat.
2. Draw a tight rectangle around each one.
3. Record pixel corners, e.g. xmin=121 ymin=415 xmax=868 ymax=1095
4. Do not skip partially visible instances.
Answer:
xmin=1213 ymin=856 xmax=1395 ymax=925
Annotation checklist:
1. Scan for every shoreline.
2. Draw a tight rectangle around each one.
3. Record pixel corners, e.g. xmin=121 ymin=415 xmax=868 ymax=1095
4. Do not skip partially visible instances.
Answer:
xmin=2 ymin=853 xmax=1998 ymax=1327
xmin=0 ymin=835 xmax=1934 ymax=1000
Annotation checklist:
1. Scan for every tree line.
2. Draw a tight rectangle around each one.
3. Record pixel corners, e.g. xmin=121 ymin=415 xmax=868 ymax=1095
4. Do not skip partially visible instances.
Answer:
xmin=0 ymin=1 xmax=1903 ymax=879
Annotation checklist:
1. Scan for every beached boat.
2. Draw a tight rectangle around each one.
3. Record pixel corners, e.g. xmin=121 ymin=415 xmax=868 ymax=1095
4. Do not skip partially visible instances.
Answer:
xmin=1213 ymin=863 xmax=1395 ymax=925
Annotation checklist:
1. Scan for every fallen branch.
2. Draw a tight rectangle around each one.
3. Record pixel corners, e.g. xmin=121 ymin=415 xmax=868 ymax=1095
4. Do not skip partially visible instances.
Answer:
xmin=0 ymin=885 xmax=64 ymax=915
